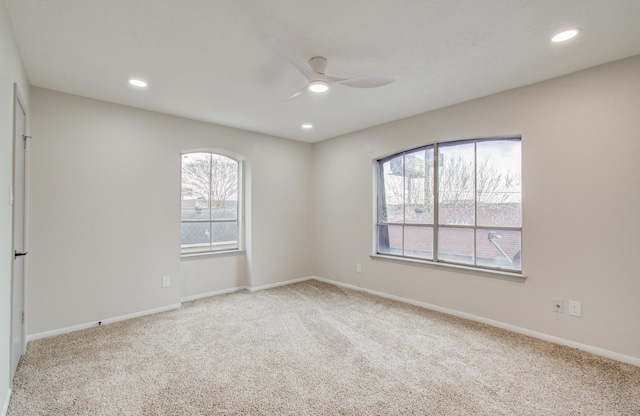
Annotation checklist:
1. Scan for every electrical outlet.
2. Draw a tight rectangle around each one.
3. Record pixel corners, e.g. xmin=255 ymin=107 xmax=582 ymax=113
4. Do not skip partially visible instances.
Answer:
xmin=552 ymin=298 xmax=563 ymax=313
xmin=162 ymin=276 xmax=171 ymax=288
xmin=356 ymin=263 xmax=362 ymax=273
xmin=568 ymin=300 xmax=582 ymax=317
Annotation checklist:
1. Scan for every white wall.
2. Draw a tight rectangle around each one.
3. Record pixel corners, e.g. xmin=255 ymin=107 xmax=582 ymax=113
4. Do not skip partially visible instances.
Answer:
xmin=312 ymin=55 xmax=640 ymax=361
xmin=0 ymin=3 xmax=30 ymax=412
xmin=27 ymin=88 xmax=313 ymax=335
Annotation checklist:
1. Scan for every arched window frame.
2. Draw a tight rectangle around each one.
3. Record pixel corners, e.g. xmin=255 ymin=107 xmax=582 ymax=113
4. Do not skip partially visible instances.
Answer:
xmin=375 ymin=137 xmax=522 ymax=275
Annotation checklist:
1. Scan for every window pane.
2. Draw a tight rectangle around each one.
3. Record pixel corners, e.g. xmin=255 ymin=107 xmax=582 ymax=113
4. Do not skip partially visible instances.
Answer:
xmin=437 ymin=227 xmax=474 ymax=265
xmin=182 ymin=153 xmax=211 ymax=221
xmin=476 ymin=140 xmax=521 ymax=227
xmin=476 ymin=229 xmax=521 ymax=271
xmin=181 ymin=222 xmax=211 ymax=253
xmin=210 ymin=154 xmax=238 ymax=221
xmin=438 ymin=142 xmax=475 ymax=225
xmin=378 ymin=224 xmax=402 ymax=255
xmin=378 ymin=155 xmax=404 ymax=223
xmin=181 ymin=201 xmax=210 ymax=222
xmin=405 ymin=148 xmax=434 ymax=224
xmin=404 ymin=226 xmax=433 ymax=260
xmin=211 ymin=221 xmax=238 ymax=251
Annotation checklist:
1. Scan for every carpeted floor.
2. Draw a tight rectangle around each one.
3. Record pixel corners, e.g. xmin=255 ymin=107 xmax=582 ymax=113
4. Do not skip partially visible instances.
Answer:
xmin=8 ymin=280 xmax=640 ymax=415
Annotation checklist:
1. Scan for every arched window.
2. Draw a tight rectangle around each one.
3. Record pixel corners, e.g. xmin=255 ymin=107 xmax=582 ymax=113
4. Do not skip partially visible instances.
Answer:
xmin=376 ymin=137 xmax=522 ymax=273
xmin=181 ymin=152 xmax=241 ymax=255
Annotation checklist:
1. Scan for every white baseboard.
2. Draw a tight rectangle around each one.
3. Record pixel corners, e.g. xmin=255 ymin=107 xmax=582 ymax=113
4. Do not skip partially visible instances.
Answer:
xmin=312 ymin=276 xmax=640 ymax=367
xmin=313 ymin=276 xmax=364 ymax=291
xmin=1 ymin=388 xmax=11 ymax=416
xmin=181 ymin=286 xmax=247 ymax=302
xmin=248 ymin=276 xmax=313 ymax=292
xmin=182 ymin=276 xmax=314 ymax=300
xmin=26 ymin=303 xmax=182 ymax=343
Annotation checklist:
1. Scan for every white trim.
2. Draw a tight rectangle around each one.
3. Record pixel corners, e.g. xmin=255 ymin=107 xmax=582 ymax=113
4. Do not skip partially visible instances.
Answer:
xmin=248 ymin=276 xmax=313 ymax=292
xmin=26 ymin=303 xmax=182 ymax=342
xmin=181 ymin=286 xmax=247 ymax=302
xmin=2 ymin=388 xmax=11 ymax=416
xmin=312 ymin=276 xmax=640 ymax=367
xmin=313 ymin=276 xmax=362 ymax=290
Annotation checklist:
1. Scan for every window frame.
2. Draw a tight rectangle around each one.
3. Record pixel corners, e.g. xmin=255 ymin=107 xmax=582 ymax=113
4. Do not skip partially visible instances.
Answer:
xmin=180 ymin=151 xmax=244 ymax=257
xmin=374 ymin=137 xmax=523 ymax=276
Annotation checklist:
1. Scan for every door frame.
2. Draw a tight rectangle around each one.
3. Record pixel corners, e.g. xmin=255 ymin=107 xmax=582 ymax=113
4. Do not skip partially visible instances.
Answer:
xmin=10 ymin=83 xmax=29 ymax=376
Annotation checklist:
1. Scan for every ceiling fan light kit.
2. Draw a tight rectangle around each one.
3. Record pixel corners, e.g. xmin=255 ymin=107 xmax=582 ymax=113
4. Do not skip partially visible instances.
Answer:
xmin=308 ymin=80 xmax=329 ymax=93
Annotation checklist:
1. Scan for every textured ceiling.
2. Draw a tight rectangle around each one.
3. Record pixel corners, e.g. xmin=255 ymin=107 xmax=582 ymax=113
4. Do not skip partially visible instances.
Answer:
xmin=5 ymin=0 xmax=640 ymax=143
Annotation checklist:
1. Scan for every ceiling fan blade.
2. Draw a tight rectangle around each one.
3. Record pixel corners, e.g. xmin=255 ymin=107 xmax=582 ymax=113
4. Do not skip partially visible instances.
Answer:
xmin=268 ymin=37 xmax=316 ymax=81
xmin=338 ymin=76 xmax=398 ymax=88
xmin=287 ymin=86 xmax=308 ymax=100
xmin=323 ymin=75 xmax=348 ymax=83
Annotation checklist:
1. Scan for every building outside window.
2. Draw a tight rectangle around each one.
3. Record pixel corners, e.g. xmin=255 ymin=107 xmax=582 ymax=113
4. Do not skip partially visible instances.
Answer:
xmin=377 ymin=137 xmax=521 ymax=272
xmin=181 ymin=152 xmax=241 ymax=255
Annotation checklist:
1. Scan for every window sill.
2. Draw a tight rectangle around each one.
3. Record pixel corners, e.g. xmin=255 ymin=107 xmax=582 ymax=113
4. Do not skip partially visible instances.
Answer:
xmin=370 ymin=254 xmax=527 ymax=281
xmin=181 ymin=250 xmax=246 ymax=260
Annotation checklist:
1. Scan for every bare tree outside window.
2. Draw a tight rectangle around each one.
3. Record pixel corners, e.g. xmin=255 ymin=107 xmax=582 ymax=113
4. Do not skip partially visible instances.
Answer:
xmin=476 ymin=140 xmax=521 ymax=228
xmin=439 ymin=140 xmax=521 ymax=227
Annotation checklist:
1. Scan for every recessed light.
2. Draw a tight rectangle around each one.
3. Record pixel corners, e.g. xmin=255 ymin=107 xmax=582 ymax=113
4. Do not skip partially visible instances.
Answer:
xmin=128 ymin=79 xmax=148 ymax=87
xmin=552 ymin=28 xmax=580 ymax=43
xmin=308 ymin=80 xmax=329 ymax=93
xmin=302 ymin=124 xmax=313 ymax=129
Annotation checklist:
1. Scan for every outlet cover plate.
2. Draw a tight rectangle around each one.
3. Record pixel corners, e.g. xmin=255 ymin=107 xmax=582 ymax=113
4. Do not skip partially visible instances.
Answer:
xmin=162 ymin=276 xmax=171 ymax=288
xmin=568 ymin=300 xmax=582 ymax=317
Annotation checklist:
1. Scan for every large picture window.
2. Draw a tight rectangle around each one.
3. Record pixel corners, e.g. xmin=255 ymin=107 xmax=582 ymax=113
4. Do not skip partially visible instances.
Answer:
xmin=181 ymin=152 xmax=240 ymax=255
xmin=377 ymin=137 xmax=522 ymax=272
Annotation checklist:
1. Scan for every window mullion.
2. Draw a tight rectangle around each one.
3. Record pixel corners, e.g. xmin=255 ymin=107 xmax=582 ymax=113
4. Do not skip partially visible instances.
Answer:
xmin=473 ymin=140 xmax=478 ymax=266
xmin=433 ymin=143 xmax=439 ymax=262
xmin=208 ymin=154 xmax=213 ymax=251
xmin=402 ymin=153 xmax=406 ymax=256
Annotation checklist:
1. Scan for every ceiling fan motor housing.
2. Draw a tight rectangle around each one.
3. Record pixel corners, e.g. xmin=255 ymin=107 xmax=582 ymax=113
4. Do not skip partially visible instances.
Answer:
xmin=308 ymin=56 xmax=328 ymax=74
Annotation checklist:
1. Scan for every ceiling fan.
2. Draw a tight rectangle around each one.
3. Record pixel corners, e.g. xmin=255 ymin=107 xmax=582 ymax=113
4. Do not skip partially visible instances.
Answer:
xmin=269 ymin=37 xmax=398 ymax=99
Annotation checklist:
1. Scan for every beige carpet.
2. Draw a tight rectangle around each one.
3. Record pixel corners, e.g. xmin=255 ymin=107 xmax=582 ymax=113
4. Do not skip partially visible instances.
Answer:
xmin=8 ymin=280 xmax=640 ymax=415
